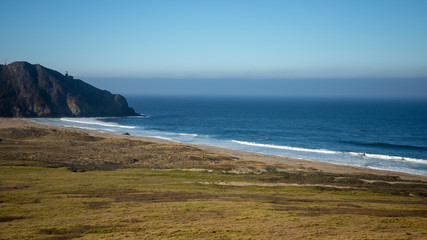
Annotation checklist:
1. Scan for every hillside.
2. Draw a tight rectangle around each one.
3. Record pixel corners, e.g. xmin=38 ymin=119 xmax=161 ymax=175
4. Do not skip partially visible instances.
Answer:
xmin=0 ymin=61 xmax=137 ymax=117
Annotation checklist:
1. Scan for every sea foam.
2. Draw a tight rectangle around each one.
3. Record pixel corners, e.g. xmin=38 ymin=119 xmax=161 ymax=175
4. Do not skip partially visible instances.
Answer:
xmin=232 ymin=140 xmax=427 ymax=165
xmin=178 ymin=133 xmax=198 ymax=137
xmin=147 ymin=136 xmax=175 ymax=141
xmin=231 ymin=140 xmax=338 ymax=154
xmin=60 ymin=118 xmax=136 ymax=129
xmin=348 ymin=152 xmax=427 ymax=164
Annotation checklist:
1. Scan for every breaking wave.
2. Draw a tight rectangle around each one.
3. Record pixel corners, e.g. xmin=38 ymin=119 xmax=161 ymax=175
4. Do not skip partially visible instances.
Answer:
xmin=178 ymin=133 xmax=198 ymax=137
xmin=147 ymin=136 xmax=174 ymax=141
xmin=231 ymin=140 xmax=338 ymax=154
xmin=60 ymin=118 xmax=136 ymax=129
xmin=231 ymin=140 xmax=427 ymax=165
xmin=348 ymin=152 xmax=427 ymax=164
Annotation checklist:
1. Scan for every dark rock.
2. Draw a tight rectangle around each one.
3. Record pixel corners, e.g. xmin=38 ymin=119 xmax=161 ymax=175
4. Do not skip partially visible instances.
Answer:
xmin=0 ymin=61 xmax=138 ymax=117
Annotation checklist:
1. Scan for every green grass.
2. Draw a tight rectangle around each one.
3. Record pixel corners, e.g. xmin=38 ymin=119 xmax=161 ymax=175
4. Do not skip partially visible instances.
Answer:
xmin=1 ymin=166 xmax=426 ymax=239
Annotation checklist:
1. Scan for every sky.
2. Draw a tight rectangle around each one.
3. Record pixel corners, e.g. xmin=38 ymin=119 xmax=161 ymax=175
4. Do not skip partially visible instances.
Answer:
xmin=1 ymin=0 xmax=427 ymax=98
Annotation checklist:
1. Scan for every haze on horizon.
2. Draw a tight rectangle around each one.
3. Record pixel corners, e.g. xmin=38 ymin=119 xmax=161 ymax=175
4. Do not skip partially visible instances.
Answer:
xmin=1 ymin=0 xmax=427 ymax=98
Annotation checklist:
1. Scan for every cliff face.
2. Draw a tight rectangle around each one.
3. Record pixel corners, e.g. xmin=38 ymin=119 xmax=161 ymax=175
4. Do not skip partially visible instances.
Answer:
xmin=0 ymin=61 xmax=138 ymax=117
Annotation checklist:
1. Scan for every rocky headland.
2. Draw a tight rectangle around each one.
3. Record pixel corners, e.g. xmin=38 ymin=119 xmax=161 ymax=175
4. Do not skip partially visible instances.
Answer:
xmin=0 ymin=61 xmax=137 ymax=117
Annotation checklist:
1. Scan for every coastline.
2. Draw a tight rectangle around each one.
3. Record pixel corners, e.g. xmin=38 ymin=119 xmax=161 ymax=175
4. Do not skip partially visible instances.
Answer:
xmin=2 ymin=117 xmax=427 ymax=239
xmin=1 ymin=117 xmax=425 ymax=181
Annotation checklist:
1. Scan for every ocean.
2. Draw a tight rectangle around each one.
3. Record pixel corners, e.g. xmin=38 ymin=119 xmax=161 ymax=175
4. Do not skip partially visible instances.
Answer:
xmin=34 ymin=96 xmax=427 ymax=176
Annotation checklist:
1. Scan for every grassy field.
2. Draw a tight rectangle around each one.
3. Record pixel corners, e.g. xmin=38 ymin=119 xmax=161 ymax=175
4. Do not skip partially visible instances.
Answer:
xmin=1 ymin=166 xmax=426 ymax=239
xmin=0 ymin=126 xmax=426 ymax=239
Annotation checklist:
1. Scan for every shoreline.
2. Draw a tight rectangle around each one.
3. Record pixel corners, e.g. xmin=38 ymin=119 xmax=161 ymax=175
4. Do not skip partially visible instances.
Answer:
xmin=1 ymin=117 xmax=425 ymax=181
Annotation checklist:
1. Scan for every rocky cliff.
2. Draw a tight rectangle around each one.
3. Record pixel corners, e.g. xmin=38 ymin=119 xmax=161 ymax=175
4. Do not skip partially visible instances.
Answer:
xmin=0 ymin=61 xmax=138 ymax=117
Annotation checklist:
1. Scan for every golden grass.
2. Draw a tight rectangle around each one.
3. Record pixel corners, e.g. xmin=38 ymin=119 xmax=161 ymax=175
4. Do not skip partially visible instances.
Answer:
xmin=1 ymin=167 xmax=426 ymax=239
xmin=0 ymin=125 xmax=426 ymax=239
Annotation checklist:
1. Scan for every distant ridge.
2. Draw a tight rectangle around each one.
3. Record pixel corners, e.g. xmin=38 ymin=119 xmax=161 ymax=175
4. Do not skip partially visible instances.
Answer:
xmin=0 ymin=61 xmax=138 ymax=117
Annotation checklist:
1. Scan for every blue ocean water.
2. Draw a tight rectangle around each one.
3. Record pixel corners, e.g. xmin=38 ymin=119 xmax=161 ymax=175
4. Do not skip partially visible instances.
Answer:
xmin=34 ymin=96 xmax=427 ymax=176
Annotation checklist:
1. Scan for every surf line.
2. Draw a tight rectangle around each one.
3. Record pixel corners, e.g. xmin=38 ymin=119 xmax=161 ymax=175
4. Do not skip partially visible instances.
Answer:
xmin=231 ymin=140 xmax=427 ymax=164
xmin=60 ymin=118 xmax=136 ymax=129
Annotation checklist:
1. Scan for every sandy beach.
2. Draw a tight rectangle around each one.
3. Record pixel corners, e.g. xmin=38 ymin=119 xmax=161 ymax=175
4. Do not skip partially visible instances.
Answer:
xmin=1 ymin=117 xmax=425 ymax=181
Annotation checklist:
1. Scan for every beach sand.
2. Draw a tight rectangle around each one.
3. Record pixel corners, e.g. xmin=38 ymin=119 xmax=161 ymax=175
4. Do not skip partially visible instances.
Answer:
xmin=0 ymin=117 xmax=425 ymax=181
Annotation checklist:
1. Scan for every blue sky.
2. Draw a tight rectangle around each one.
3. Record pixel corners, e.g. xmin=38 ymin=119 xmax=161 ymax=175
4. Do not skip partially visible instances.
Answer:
xmin=1 ymin=0 xmax=427 ymax=97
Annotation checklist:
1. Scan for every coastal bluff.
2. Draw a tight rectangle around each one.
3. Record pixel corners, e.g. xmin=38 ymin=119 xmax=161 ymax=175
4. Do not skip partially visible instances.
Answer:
xmin=0 ymin=61 xmax=137 ymax=117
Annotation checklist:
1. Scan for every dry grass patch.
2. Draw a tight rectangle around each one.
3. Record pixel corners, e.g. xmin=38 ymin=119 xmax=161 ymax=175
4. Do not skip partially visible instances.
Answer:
xmin=275 ymin=205 xmax=427 ymax=217
xmin=0 ymin=127 xmax=238 ymax=171
xmin=0 ymin=216 xmax=25 ymax=222
xmin=38 ymin=225 xmax=122 ymax=240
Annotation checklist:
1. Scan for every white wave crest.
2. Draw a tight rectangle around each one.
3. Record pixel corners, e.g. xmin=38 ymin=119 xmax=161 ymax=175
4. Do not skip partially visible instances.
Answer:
xmin=231 ymin=140 xmax=427 ymax=165
xmin=63 ymin=125 xmax=97 ymax=131
xmin=147 ymin=136 xmax=174 ymax=141
xmin=178 ymin=133 xmax=198 ymax=137
xmin=64 ymin=125 xmax=117 ymax=132
xmin=231 ymin=140 xmax=338 ymax=154
xmin=349 ymin=152 xmax=427 ymax=164
xmin=126 ymin=114 xmax=151 ymax=119
xmin=60 ymin=118 xmax=136 ymax=129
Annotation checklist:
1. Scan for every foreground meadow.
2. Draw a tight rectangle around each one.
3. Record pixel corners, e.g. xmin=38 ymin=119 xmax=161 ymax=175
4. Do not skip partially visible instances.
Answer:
xmin=0 ymin=122 xmax=426 ymax=239
xmin=1 ymin=166 xmax=426 ymax=239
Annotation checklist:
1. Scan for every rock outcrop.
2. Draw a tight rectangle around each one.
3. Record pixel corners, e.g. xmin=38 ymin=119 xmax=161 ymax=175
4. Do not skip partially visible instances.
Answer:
xmin=0 ymin=61 xmax=138 ymax=117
